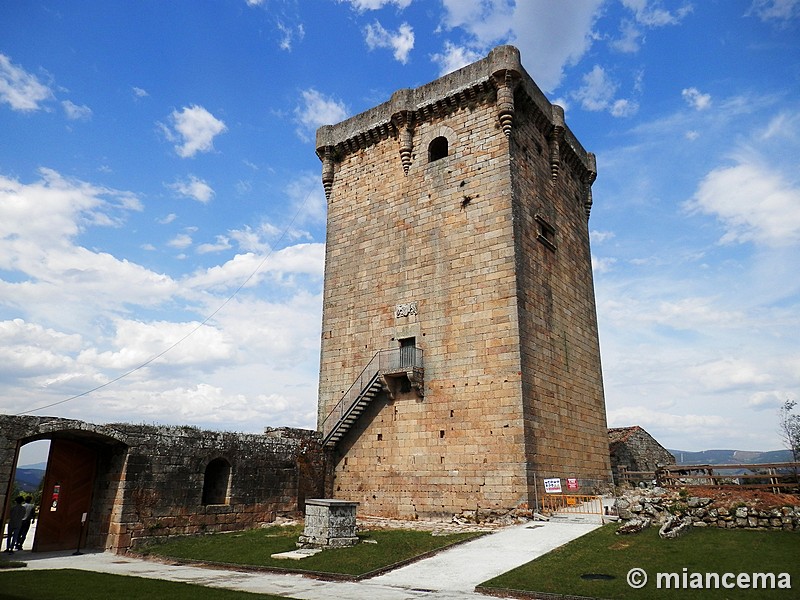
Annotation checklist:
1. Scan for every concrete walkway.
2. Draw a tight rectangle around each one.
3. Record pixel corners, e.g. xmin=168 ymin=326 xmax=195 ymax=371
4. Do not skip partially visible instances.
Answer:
xmin=10 ymin=520 xmax=601 ymax=599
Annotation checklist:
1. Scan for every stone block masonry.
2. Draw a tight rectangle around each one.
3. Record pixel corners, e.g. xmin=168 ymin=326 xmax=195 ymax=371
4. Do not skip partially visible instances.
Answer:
xmin=615 ymin=489 xmax=800 ymax=532
xmin=298 ymin=499 xmax=359 ymax=548
xmin=0 ymin=415 xmax=325 ymax=553
xmin=316 ymin=45 xmax=611 ymax=519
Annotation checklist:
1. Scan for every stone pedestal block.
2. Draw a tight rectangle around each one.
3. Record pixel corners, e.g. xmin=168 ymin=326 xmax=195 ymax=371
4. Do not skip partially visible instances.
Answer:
xmin=298 ymin=499 xmax=359 ymax=548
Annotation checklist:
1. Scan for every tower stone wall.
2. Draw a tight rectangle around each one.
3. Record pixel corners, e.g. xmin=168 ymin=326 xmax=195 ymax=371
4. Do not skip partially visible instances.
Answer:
xmin=316 ymin=46 xmax=610 ymax=519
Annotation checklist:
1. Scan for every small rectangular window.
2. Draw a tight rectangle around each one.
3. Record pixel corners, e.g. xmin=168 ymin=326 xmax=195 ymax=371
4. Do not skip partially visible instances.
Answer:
xmin=535 ymin=214 xmax=556 ymax=252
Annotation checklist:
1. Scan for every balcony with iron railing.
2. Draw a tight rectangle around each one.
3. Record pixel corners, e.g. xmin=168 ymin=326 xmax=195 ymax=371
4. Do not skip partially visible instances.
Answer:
xmin=320 ymin=346 xmax=423 ymax=447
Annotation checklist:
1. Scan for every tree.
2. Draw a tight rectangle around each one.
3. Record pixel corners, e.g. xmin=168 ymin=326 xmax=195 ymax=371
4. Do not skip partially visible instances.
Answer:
xmin=779 ymin=399 xmax=800 ymax=463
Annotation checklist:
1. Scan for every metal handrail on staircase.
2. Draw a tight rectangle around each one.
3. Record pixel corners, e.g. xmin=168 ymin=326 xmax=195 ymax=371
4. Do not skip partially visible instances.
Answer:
xmin=320 ymin=347 xmax=422 ymax=446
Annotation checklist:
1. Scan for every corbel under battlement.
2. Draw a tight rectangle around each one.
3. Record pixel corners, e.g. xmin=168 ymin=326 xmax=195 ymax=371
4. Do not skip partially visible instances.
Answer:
xmin=315 ymin=45 xmax=597 ymax=216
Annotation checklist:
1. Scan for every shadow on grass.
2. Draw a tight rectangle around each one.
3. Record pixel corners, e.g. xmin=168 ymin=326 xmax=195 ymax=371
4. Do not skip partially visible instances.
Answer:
xmin=136 ymin=524 xmax=484 ymax=580
xmin=477 ymin=524 xmax=800 ymax=600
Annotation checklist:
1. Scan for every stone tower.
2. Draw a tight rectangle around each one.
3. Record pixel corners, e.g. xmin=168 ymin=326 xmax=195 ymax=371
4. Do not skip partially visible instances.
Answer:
xmin=316 ymin=46 xmax=611 ymax=519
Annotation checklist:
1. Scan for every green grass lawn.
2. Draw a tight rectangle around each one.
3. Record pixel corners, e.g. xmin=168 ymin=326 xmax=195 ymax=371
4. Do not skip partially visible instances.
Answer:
xmin=0 ymin=569 xmax=288 ymax=600
xmin=480 ymin=524 xmax=800 ymax=600
xmin=139 ymin=524 xmax=481 ymax=577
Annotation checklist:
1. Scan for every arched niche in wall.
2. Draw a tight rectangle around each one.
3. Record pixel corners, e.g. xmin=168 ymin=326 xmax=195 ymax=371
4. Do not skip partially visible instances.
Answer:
xmin=202 ymin=457 xmax=231 ymax=505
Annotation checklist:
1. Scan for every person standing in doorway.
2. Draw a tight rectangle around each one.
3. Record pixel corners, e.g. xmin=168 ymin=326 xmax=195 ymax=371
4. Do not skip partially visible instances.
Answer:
xmin=15 ymin=496 xmax=34 ymax=550
xmin=4 ymin=496 xmax=25 ymax=553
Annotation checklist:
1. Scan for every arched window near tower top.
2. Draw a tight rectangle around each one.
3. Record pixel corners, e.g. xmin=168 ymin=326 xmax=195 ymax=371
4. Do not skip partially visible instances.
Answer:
xmin=428 ymin=136 xmax=448 ymax=162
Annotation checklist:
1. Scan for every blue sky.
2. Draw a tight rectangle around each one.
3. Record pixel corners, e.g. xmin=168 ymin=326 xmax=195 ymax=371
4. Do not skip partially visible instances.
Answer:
xmin=2 ymin=0 xmax=799 ymax=458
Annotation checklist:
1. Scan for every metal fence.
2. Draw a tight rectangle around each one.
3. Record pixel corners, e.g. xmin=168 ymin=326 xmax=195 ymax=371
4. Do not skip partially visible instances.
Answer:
xmin=541 ymin=494 xmax=604 ymax=516
xmin=657 ymin=462 xmax=800 ymax=493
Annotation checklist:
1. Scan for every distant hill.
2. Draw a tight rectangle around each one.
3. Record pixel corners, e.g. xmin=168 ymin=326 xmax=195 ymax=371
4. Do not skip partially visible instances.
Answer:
xmin=20 ymin=462 xmax=48 ymax=470
xmin=14 ymin=468 xmax=45 ymax=492
xmin=669 ymin=449 xmax=794 ymax=465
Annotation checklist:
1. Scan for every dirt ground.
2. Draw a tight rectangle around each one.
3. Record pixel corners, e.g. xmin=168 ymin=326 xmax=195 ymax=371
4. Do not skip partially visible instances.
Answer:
xmin=678 ymin=486 xmax=800 ymax=510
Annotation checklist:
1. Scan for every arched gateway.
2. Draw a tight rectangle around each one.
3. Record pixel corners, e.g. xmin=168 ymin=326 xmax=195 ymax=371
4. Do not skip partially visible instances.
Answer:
xmin=0 ymin=415 xmax=323 ymax=553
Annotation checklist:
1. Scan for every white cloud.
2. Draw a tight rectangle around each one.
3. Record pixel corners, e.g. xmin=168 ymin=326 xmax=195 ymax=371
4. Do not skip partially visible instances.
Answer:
xmin=611 ymin=19 xmax=644 ymax=53
xmin=608 ymin=406 xmax=730 ymax=431
xmin=230 ymin=223 xmax=279 ymax=253
xmin=294 ymin=88 xmax=349 ymax=142
xmin=686 ymin=157 xmax=800 ymax=247
xmin=440 ymin=0 xmax=514 ymax=46
xmin=682 ymin=87 xmax=712 ymax=110
xmin=621 ymin=0 xmax=694 ymax=27
xmin=747 ymin=0 xmax=800 ymax=24
xmin=431 ymin=42 xmax=482 ymax=76
xmin=607 ymin=405 xmax=733 ymax=448
xmin=436 ymin=0 xmax=691 ymax=92
xmin=62 ymin=100 xmax=92 ymax=121
xmin=590 ymin=230 xmax=616 ymax=243
xmin=184 ymin=243 xmax=324 ymax=291
xmin=0 ymin=319 xmax=81 ymax=377
xmin=277 ymin=21 xmax=305 ymax=51
xmin=747 ymin=390 xmax=797 ymax=410
xmin=364 ymin=21 xmax=415 ymax=63
xmin=0 ymin=169 xmax=185 ymax=335
xmin=168 ymin=233 xmax=193 ymax=250
xmin=132 ymin=86 xmax=149 ymax=98
xmin=574 ymin=65 xmax=616 ymax=110
xmin=573 ymin=65 xmax=639 ymax=117
xmin=169 ymin=175 xmax=215 ymax=204
xmin=286 ymin=172 xmax=328 ymax=227
xmin=611 ymin=98 xmax=639 ymax=117
xmin=161 ymin=105 xmax=227 ymax=158
xmin=79 ymin=319 xmax=234 ymax=370
xmin=760 ymin=110 xmax=800 ymax=141
xmin=157 ymin=213 xmax=178 ymax=225
xmin=509 ymin=0 xmax=603 ymax=92
xmin=0 ymin=168 xmax=141 ymax=247
xmin=0 ymin=54 xmax=53 ymax=112
xmin=689 ymin=357 xmax=773 ymax=392
xmin=438 ymin=0 xmax=599 ymax=91
xmin=0 ymin=163 xmax=324 ymax=431
xmin=592 ymin=256 xmax=617 ymax=273
xmin=340 ymin=0 xmax=412 ymax=11
xmin=197 ymin=235 xmax=232 ymax=254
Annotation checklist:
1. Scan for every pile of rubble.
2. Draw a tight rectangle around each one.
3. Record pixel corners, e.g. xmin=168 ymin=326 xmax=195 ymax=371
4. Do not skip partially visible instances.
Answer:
xmin=614 ymin=487 xmax=800 ymax=534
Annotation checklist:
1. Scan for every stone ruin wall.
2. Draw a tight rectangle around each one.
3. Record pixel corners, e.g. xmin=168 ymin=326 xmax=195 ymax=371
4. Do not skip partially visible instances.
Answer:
xmin=616 ymin=489 xmax=800 ymax=532
xmin=0 ymin=415 xmax=325 ymax=552
xmin=609 ymin=428 xmax=676 ymax=481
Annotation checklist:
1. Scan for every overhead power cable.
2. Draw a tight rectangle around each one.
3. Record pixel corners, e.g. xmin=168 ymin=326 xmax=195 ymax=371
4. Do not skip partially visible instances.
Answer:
xmin=18 ymin=187 xmax=316 ymax=416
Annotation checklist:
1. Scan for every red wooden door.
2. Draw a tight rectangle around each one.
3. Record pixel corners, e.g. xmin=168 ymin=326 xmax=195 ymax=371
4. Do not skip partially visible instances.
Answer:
xmin=33 ymin=439 xmax=96 ymax=552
